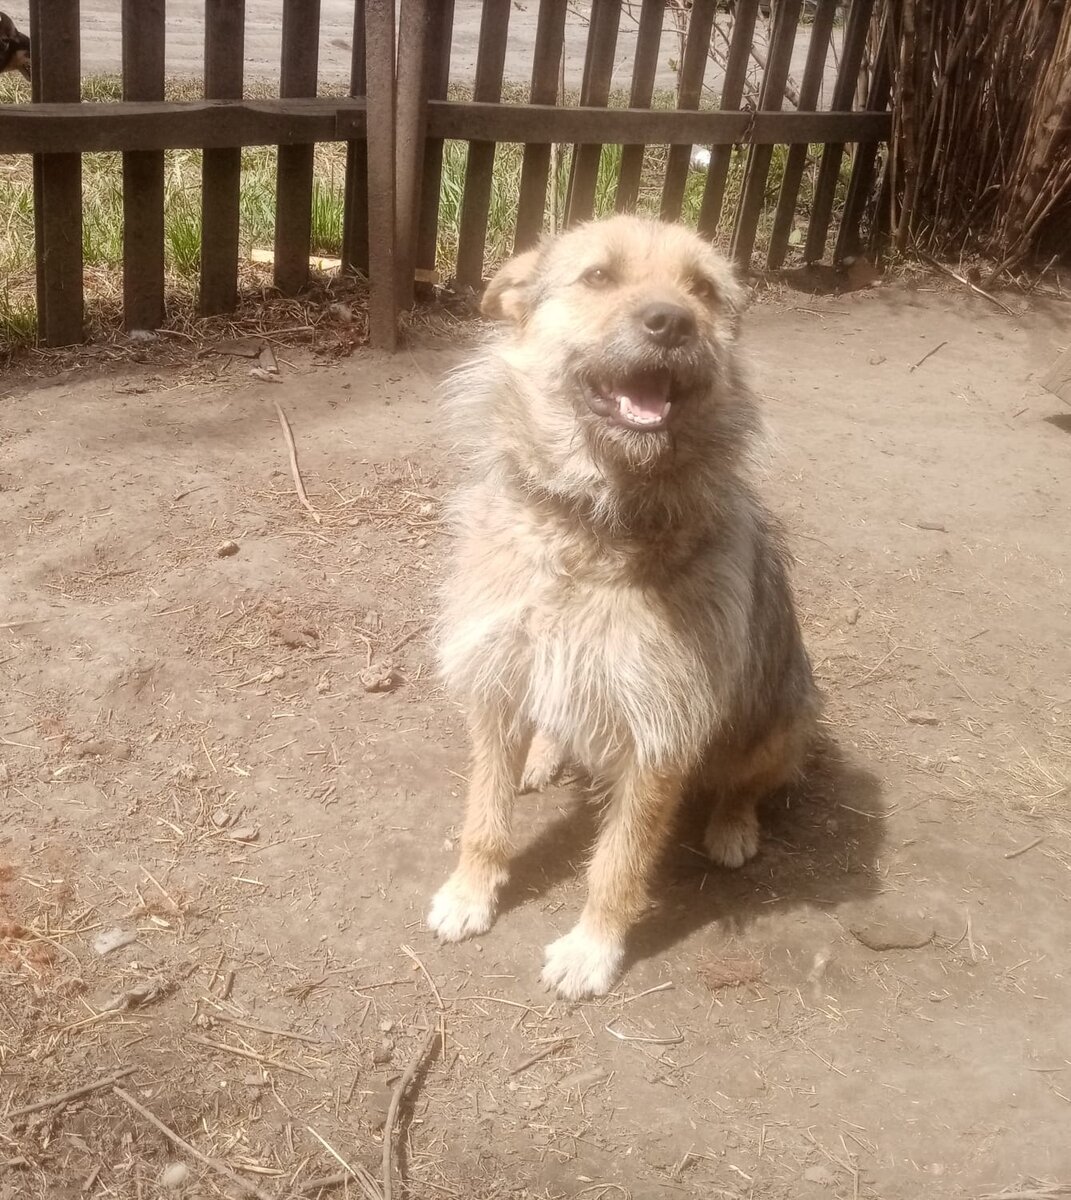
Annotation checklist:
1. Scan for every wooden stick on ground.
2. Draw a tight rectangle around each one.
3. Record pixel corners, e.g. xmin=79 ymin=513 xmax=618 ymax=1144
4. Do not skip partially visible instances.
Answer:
xmin=381 ymin=1024 xmax=439 ymax=1200
xmin=273 ymin=399 xmax=322 ymax=525
xmin=7 ymin=1067 xmax=136 ymax=1119
xmin=112 ymin=1086 xmax=276 ymax=1200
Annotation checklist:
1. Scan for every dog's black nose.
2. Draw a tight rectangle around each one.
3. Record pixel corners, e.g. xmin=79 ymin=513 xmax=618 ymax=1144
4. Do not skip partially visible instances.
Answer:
xmin=638 ymin=302 xmax=696 ymax=348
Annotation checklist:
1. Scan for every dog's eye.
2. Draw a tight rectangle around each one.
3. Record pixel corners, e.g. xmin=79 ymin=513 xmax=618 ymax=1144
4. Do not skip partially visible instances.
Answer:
xmin=691 ymin=277 xmax=718 ymax=303
xmin=580 ymin=266 xmax=613 ymax=287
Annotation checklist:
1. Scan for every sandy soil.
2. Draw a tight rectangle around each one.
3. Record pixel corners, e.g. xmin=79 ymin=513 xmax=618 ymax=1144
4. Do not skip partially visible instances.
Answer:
xmin=2 ymin=283 xmax=1070 ymax=1200
xmin=62 ymin=1 xmax=843 ymax=96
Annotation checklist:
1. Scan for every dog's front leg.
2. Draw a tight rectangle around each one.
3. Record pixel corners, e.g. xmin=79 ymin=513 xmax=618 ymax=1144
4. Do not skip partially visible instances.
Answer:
xmin=427 ymin=705 xmax=527 ymax=943
xmin=542 ymin=763 xmax=684 ymax=1000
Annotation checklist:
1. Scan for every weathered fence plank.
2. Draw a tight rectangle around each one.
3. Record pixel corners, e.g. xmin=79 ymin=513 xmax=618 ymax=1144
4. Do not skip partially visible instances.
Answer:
xmin=364 ymin=0 xmax=397 ymax=349
xmin=565 ymin=0 xmax=622 ymax=226
xmin=341 ymin=0 xmax=368 ymax=276
xmin=274 ymin=0 xmax=321 ymax=297
xmin=615 ymin=0 xmax=666 ymax=213
xmin=660 ymin=0 xmax=715 ymax=222
xmin=456 ymin=0 xmax=511 ymax=288
xmin=121 ymin=0 xmax=165 ymax=331
xmin=30 ymin=0 xmax=82 ymax=346
xmin=200 ymin=0 xmax=244 ymax=316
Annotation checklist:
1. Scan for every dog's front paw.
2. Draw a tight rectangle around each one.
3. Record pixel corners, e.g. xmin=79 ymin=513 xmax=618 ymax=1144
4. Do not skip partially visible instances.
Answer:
xmin=541 ymin=924 xmax=624 ymax=1000
xmin=427 ymin=873 xmax=498 ymax=943
xmin=704 ymin=808 xmax=760 ymax=868
xmin=520 ymin=732 xmax=564 ymax=793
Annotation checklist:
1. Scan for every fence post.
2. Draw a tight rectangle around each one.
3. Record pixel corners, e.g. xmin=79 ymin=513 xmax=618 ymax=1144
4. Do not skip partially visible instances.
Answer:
xmin=365 ymin=0 xmax=398 ymax=349
xmin=200 ymin=0 xmax=245 ymax=316
xmin=274 ymin=0 xmax=322 ymax=297
xmin=341 ymin=1 xmax=369 ymax=277
xmin=30 ymin=0 xmax=82 ymax=347
xmin=394 ymin=0 xmax=432 ymax=312
xmin=122 ymin=0 xmax=166 ymax=331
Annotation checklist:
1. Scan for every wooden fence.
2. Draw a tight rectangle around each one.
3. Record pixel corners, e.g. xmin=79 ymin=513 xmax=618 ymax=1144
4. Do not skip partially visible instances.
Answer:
xmin=0 ymin=0 xmax=893 ymax=351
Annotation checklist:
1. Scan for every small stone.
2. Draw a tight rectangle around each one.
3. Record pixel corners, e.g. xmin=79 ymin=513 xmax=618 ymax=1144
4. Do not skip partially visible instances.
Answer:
xmin=227 ymin=826 xmax=259 ymax=843
xmin=372 ymin=1038 xmax=394 ymax=1065
xmin=359 ymin=660 xmax=399 ymax=693
xmin=217 ymin=540 xmax=240 ymax=558
xmin=159 ymin=1162 xmax=189 ymax=1189
xmin=906 ymin=709 xmax=940 ymax=725
xmin=845 ymin=898 xmax=935 ymax=951
xmin=844 ymin=606 xmax=860 ymax=625
xmin=93 ymin=928 xmax=138 ymax=956
xmin=803 ymin=1164 xmax=836 ymax=1185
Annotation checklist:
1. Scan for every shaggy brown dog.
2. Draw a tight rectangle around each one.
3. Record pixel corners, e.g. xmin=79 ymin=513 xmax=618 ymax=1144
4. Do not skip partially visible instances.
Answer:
xmin=428 ymin=215 xmax=818 ymax=999
xmin=0 ymin=13 xmax=30 ymax=79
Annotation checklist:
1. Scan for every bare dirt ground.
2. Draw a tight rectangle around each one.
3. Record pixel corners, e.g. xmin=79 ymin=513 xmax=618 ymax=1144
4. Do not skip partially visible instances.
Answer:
xmin=2 ymin=283 xmax=1070 ymax=1200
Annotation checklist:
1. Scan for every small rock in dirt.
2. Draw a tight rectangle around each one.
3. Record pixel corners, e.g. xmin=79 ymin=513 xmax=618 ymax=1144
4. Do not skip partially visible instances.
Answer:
xmin=274 ymin=624 xmax=319 ymax=650
xmin=868 ymin=353 xmax=887 ymax=366
xmin=372 ymin=1037 xmax=394 ymax=1064
xmin=227 ymin=826 xmax=259 ymax=843
xmin=159 ymin=1162 xmax=189 ymax=1189
xmin=844 ymin=606 xmax=860 ymax=625
xmin=258 ymin=344 xmax=279 ymax=374
xmin=802 ymin=1164 xmax=836 ymax=1186
xmin=93 ymin=928 xmax=138 ymax=956
xmin=249 ymin=366 xmax=284 ymax=383
xmin=127 ymin=329 xmax=157 ymax=344
xmin=845 ymin=898 xmax=935 ymax=951
xmin=556 ymin=1065 xmax=609 ymax=1091
xmin=216 ymin=539 xmax=240 ymax=558
xmin=329 ymin=302 xmax=354 ymax=323
xmin=171 ymin=762 xmax=201 ymax=783
xmin=211 ymin=809 xmax=232 ymax=828
xmin=906 ymin=709 xmax=940 ymax=725
xmin=101 ymin=979 xmax=171 ymax=1012
xmin=0 ymin=761 xmax=9 ymax=784
xmin=72 ymin=738 xmax=130 ymax=760
xmin=316 ymin=672 xmax=331 ymax=694
xmin=212 ymin=337 xmax=263 ymax=359
xmin=379 ymin=1019 xmax=395 ymax=1033
xmin=359 ymin=660 xmax=399 ymax=693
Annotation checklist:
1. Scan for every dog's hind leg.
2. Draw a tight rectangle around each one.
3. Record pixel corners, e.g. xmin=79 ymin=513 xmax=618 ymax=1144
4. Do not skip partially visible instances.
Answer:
xmin=428 ymin=704 xmax=528 ymax=943
xmin=541 ymin=763 xmax=685 ymax=1000
xmin=519 ymin=729 xmax=565 ymax=793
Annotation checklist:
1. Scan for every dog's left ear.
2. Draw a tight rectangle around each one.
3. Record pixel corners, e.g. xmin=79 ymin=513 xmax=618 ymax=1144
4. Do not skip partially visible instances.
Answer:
xmin=481 ymin=249 xmax=541 ymax=325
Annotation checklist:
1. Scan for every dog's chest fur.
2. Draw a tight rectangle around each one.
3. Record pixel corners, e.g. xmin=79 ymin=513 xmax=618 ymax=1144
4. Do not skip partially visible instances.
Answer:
xmin=439 ymin=484 xmax=729 ymax=772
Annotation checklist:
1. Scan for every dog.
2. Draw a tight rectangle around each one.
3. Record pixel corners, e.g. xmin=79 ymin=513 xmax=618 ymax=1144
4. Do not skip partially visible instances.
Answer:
xmin=0 ymin=12 xmax=30 ymax=79
xmin=427 ymin=215 xmax=818 ymax=1000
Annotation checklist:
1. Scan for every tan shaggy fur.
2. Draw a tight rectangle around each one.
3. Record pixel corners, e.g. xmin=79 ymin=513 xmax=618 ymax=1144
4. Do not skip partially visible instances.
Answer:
xmin=427 ymin=215 xmax=819 ymax=999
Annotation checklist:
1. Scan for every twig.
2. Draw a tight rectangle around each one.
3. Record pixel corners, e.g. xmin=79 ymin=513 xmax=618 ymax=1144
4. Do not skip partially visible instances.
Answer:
xmin=909 ymin=339 xmax=948 ymax=372
xmin=400 ymin=944 xmax=444 ymax=1011
xmin=382 ymin=1024 xmax=439 ymax=1200
xmin=299 ymin=1173 xmax=351 ymax=1195
xmin=8 ymin=1068 xmax=137 ymax=1118
xmin=112 ymin=1085 xmax=275 ymax=1200
xmin=214 ymin=1015 xmax=323 ymax=1043
xmin=620 ymin=982 xmax=675 ymax=1005
xmin=305 ymin=1127 xmax=382 ymax=1199
xmin=604 ymin=1021 xmax=684 ymax=1046
xmin=273 ymin=399 xmax=322 ymax=525
xmin=0 ymin=618 xmax=50 ymax=630
xmin=917 ymin=251 xmax=1018 ymax=315
xmin=508 ymin=1037 xmax=574 ymax=1077
xmin=1004 ymin=836 xmax=1045 ymax=860
xmin=186 ymin=1033 xmax=313 ymax=1077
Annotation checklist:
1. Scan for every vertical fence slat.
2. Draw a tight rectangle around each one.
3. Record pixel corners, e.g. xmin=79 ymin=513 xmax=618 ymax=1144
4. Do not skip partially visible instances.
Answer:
xmin=514 ymin=0 xmax=568 ymax=251
xmin=565 ymin=0 xmax=622 ymax=226
xmin=415 ymin=0 xmax=455 ymax=279
xmin=394 ymin=0 xmax=432 ymax=309
xmin=342 ymin=0 xmax=369 ymax=276
xmin=697 ymin=0 xmax=759 ymax=239
xmin=200 ymin=0 xmax=244 ymax=316
xmin=274 ymin=0 xmax=321 ymax=296
xmin=365 ymin=0 xmax=397 ymax=349
xmin=455 ymin=0 xmax=511 ymax=288
xmin=660 ymin=0 xmax=715 ymax=221
xmin=803 ymin=0 xmax=877 ymax=262
xmin=766 ymin=0 xmax=839 ymax=269
xmin=615 ymin=0 xmax=665 ymax=213
xmin=835 ymin=9 xmax=893 ymax=261
xmin=121 ymin=0 xmax=165 ymax=330
xmin=729 ymin=0 xmax=804 ymax=268
xmin=30 ymin=0 xmax=82 ymax=347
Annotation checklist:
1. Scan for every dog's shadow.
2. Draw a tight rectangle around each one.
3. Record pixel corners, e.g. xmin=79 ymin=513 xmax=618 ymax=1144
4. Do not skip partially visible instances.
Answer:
xmin=497 ymin=735 xmax=885 ymax=969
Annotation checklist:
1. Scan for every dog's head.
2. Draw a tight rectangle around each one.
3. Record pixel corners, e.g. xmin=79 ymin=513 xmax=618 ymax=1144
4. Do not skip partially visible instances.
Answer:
xmin=0 ymin=12 xmax=31 ymax=80
xmin=480 ymin=216 xmax=748 ymax=479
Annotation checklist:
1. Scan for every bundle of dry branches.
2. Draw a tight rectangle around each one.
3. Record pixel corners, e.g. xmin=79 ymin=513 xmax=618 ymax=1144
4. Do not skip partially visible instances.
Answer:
xmin=887 ymin=0 xmax=1071 ymax=277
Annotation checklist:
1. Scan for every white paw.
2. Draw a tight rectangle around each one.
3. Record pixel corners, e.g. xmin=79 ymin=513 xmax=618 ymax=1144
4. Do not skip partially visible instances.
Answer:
xmin=541 ymin=924 xmax=624 ymax=1000
xmin=520 ymin=735 xmax=564 ymax=794
xmin=704 ymin=809 xmax=760 ymax=868
xmin=427 ymin=873 xmax=499 ymax=943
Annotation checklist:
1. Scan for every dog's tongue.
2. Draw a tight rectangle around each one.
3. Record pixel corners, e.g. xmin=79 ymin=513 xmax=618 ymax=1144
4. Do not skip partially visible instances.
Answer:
xmin=614 ymin=373 xmax=671 ymax=425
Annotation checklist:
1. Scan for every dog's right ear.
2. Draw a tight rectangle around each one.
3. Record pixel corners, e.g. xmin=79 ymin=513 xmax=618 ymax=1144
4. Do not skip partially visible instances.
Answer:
xmin=481 ymin=249 xmax=541 ymax=325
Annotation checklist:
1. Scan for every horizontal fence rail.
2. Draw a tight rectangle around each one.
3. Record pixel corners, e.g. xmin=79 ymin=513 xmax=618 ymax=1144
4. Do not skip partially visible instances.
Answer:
xmin=0 ymin=0 xmax=893 ymax=350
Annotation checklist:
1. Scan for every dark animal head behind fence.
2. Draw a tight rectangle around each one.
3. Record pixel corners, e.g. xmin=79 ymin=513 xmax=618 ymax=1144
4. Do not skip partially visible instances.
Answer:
xmin=0 ymin=11 xmax=31 ymax=80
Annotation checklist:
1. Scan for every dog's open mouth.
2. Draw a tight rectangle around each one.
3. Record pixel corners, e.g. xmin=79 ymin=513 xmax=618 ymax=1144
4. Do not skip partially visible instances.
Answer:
xmin=584 ymin=369 xmax=675 ymax=432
